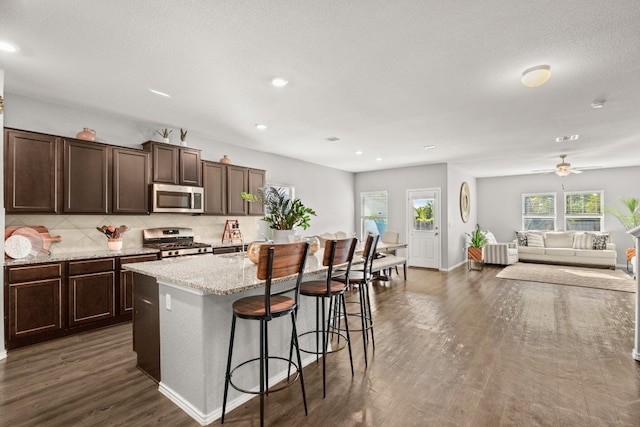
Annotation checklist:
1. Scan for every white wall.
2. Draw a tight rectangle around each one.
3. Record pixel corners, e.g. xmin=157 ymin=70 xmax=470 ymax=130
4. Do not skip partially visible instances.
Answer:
xmin=1 ymin=70 xmax=6 ymax=359
xmin=3 ymin=93 xmax=355 ymax=239
xmin=447 ymin=165 xmax=478 ymax=270
xmin=477 ymin=166 xmax=640 ymax=267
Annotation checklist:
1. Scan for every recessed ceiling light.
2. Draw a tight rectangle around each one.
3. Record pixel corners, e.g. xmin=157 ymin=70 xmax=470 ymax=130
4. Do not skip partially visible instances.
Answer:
xmin=149 ymin=89 xmax=171 ymax=98
xmin=591 ymin=100 xmax=606 ymax=109
xmin=422 ymin=145 xmax=436 ymax=150
xmin=325 ymin=137 xmax=340 ymax=142
xmin=521 ymin=65 xmax=551 ymax=87
xmin=271 ymin=77 xmax=289 ymax=87
xmin=376 ymin=157 xmax=382 ymax=162
xmin=255 ymin=124 xmax=267 ymax=130
xmin=555 ymin=135 xmax=579 ymax=142
xmin=355 ymin=150 xmax=363 ymax=155
xmin=0 ymin=41 xmax=19 ymax=53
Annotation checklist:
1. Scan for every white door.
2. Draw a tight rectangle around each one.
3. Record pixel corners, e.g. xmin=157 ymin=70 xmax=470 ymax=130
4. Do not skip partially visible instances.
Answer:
xmin=407 ymin=189 xmax=440 ymax=269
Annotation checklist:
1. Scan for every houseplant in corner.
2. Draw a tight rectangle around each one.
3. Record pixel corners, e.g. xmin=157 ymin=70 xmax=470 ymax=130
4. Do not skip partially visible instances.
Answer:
xmin=242 ymin=187 xmax=316 ymax=243
xmin=605 ymin=196 xmax=640 ymax=265
xmin=465 ymin=225 xmax=487 ymax=264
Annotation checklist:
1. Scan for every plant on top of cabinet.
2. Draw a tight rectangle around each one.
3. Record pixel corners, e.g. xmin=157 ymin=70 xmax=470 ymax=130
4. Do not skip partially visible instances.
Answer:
xmin=180 ymin=128 xmax=188 ymax=146
xmin=156 ymin=128 xmax=172 ymax=143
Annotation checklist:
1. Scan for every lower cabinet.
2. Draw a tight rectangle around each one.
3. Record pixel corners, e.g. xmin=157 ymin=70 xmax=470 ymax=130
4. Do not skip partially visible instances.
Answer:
xmin=4 ymin=253 xmax=159 ymax=350
xmin=132 ymin=273 xmax=161 ymax=382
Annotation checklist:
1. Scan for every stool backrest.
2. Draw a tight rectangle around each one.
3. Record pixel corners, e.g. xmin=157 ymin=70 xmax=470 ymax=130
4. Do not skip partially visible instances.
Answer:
xmin=323 ymin=238 xmax=358 ymax=291
xmin=362 ymin=233 xmax=380 ymax=280
xmin=257 ymin=242 xmax=309 ymax=318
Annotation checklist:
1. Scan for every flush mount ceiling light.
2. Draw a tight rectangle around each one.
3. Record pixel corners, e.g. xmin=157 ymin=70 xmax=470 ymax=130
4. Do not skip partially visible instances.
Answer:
xmin=149 ymin=89 xmax=171 ymax=98
xmin=271 ymin=77 xmax=289 ymax=87
xmin=255 ymin=124 xmax=267 ymax=130
xmin=591 ymin=100 xmax=606 ymax=109
xmin=355 ymin=150 xmax=363 ymax=155
xmin=422 ymin=145 xmax=436 ymax=150
xmin=521 ymin=65 xmax=551 ymax=87
xmin=376 ymin=157 xmax=382 ymax=162
xmin=555 ymin=135 xmax=579 ymax=143
xmin=0 ymin=41 xmax=19 ymax=53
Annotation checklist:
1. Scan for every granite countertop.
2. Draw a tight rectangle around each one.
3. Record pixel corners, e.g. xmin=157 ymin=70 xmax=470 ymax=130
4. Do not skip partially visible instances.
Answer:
xmin=3 ymin=247 xmax=160 ymax=267
xmin=124 ymin=251 xmax=362 ymax=296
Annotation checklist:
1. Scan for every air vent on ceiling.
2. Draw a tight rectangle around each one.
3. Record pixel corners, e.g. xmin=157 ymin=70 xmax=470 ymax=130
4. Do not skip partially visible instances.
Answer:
xmin=325 ymin=137 xmax=341 ymax=142
xmin=555 ymin=135 xmax=579 ymax=143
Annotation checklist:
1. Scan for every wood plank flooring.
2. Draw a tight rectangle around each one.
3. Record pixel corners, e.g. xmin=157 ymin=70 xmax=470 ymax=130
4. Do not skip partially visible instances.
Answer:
xmin=1 ymin=264 xmax=639 ymax=426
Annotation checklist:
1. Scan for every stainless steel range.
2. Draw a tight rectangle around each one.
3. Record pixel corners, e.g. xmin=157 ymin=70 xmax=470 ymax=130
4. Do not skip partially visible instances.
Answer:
xmin=143 ymin=227 xmax=212 ymax=258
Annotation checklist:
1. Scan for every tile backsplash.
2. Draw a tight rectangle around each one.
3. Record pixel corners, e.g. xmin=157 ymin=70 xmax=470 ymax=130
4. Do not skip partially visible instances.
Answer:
xmin=5 ymin=214 xmax=261 ymax=254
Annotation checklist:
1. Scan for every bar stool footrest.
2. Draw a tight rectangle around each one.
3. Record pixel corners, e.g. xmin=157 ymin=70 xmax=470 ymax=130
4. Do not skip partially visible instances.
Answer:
xmin=228 ymin=356 xmax=301 ymax=395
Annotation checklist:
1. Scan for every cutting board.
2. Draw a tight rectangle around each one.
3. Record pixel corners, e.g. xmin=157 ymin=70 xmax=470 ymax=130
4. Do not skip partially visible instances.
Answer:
xmin=4 ymin=225 xmax=62 ymax=253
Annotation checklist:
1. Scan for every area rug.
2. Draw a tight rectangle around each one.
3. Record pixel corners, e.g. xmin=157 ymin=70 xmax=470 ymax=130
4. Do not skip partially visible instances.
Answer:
xmin=496 ymin=262 xmax=637 ymax=293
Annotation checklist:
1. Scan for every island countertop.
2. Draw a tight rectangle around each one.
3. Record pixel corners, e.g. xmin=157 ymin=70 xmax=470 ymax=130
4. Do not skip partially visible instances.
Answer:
xmin=123 ymin=251 xmax=355 ymax=295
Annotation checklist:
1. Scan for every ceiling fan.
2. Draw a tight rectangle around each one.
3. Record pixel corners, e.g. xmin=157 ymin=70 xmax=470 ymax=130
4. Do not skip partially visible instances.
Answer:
xmin=532 ymin=154 xmax=599 ymax=177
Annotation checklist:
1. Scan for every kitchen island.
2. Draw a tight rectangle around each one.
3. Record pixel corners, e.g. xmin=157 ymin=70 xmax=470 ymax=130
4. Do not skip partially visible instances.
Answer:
xmin=124 ymin=250 xmax=338 ymax=425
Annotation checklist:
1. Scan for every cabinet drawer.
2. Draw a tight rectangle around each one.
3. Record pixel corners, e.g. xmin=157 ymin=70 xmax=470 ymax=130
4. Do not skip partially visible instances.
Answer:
xmin=120 ymin=254 xmax=159 ymax=265
xmin=68 ymin=258 xmax=115 ymax=275
xmin=7 ymin=263 xmax=62 ymax=284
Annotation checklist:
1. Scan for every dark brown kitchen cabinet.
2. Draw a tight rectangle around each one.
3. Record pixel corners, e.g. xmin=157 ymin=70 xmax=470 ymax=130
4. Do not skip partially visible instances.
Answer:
xmin=5 ymin=263 xmax=64 ymax=347
xmin=143 ymin=141 xmax=201 ymax=186
xmin=4 ymin=129 xmax=61 ymax=213
xmin=248 ymin=168 xmax=265 ymax=216
xmin=67 ymin=259 xmax=116 ymax=327
xmin=202 ymin=160 xmax=226 ymax=215
xmin=63 ymin=139 xmax=110 ymax=213
xmin=133 ymin=273 xmax=161 ymax=382
xmin=226 ymin=165 xmax=248 ymax=215
xmin=112 ymin=147 xmax=150 ymax=214
xmin=119 ymin=254 xmax=159 ymax=315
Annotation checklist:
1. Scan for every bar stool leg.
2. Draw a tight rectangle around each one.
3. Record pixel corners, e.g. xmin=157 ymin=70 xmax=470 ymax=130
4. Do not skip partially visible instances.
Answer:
xmin=364 ymin=283 xmax=375 ymax=349
xmin=358 ymin=285 xmax=368 ymax=367
xmin=321 ymin=297 xmax=327 ymax=397
xmin=260 ymin=320 xmax=265 ymax=427
xmin=291 ymin=311 xmax=308 ymax=415
xmin=339 ymin=293 xmax=355 ymax=376
xmin=221 ymin=315 xmax=237 ymax=424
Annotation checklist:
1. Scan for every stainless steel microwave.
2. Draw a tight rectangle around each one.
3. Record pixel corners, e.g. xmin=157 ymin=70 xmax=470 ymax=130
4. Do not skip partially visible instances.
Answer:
xmin=152 ymin=183 xmax=204 ymax=213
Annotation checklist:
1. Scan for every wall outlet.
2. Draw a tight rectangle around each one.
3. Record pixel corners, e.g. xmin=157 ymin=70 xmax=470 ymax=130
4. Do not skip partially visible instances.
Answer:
xmin=166 ymin=293 xmax=171 ymax=311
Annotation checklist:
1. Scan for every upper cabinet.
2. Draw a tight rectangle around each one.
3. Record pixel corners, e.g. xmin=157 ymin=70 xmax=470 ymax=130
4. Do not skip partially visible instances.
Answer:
xmin=248 ymin=168 xmax=265 ymax=216
xmin=63 ymin=139 xmax=110 ymax=214
xmin=226 ymin=165 xmax=265 ymax=216
xmin=202 ymin=160 xmax=226 ymax=215
xmin=142 ymin=141 xmax=201 ymax=186
xmin=112 ymin=147 xmax=150 ymax=214
xmin=4 ymin=129 xmax=61 ymax=213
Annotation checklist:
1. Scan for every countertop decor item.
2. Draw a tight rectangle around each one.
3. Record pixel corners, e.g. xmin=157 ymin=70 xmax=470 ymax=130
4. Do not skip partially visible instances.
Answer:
xmin=76 ymin=128 xmax=96 ymax=141
xmin=97 ymin=225 xmax=128 ymax=250
xmin=180 ymin=128 xmax=188 ymax=146
xmin=220 ymin=154 xmax=231 ymax=164
xmin=156 ymin=128 xmax=172 ymax=143
xmin=5 ymin=235 xmax=33 ymax=259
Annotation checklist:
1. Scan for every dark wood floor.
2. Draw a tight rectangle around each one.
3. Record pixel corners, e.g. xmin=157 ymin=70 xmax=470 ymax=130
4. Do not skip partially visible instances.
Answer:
xmin=1 ymin=264 xmax=639 ymax=426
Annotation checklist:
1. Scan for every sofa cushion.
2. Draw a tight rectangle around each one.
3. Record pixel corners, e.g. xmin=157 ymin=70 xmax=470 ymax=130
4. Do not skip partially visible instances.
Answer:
xmin=527 ymin=233 xmax=544 ymax=248
xmin=515 ymin=231 xmax=528 ymax=246
xmin=544 ymin=232 xmax=574 ymax=248
xmin=544 ymin=248 xmax=576 ymax=257
xmin=518 ymin=246 xmax=546 ymax=255
xmin=592 ymin=233 xmax=609 ymax=250
xmin=573 ymin=233 xmax=593 ymax=249
xmin=575 ymin=249 xmax=616 ymax=259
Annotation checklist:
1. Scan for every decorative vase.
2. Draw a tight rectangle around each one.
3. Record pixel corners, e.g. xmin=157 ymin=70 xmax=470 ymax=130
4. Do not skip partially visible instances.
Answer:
xmin=220 ymin=155 xmax=231 ymax=164
xmin=246 ymin=241 xmax=263 ymax=264
xmin=180 ymin=140 xmax=187 ymax=147
xmin=162 ymin=137 xmax=170 ymax=144
xmin=107 ymin=238 xmax=123 ymax=251
xmin=76 ymin=128 xmax=96 ymax=141
xmin=273 ymin=230 xmax=294 ymax=243
xmin=304 ymin=236 xmax=320 ymax=256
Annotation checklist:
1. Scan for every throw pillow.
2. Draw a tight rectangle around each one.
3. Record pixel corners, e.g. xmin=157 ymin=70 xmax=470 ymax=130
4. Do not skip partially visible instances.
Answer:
xmin=573 ymin=233 xmax=593 ymax=249
xmin=527 ymin=233 xmax=544 ymax=248
xmin=592 ymin=234 xmax=609 ymax=250
xmin=515 ymin=231 xmax=528 ymax=246
xmin=485 ymin=231 xmax=498 ymax=245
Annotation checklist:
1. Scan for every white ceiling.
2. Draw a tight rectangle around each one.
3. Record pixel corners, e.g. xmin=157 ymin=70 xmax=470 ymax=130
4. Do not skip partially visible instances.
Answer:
xmin=1 ymin=1 xmax=639 ymax=177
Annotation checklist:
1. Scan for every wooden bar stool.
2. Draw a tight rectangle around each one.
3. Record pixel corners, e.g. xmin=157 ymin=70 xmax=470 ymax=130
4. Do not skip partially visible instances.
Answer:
xmin=298 ymin=237 xmax=357 ymax=397
xmin=335 ymin=233 xmax=379 ymax=367
xmin=221 ymin=242 xmax=309 ymax=426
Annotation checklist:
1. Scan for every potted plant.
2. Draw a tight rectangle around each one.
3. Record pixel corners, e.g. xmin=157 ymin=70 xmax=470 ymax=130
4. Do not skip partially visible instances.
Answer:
xmin=242 ymin=187 xmax=316 ymax=242
xmin=605 ymin=196 xmax=640 ymax=263
xmin=465 ymin=225 xmax=487 ymax=262
xmin=156 ymin=128 xmax=172 ymax=143
xmin=180 ymin=128 xmax=188 ymax=146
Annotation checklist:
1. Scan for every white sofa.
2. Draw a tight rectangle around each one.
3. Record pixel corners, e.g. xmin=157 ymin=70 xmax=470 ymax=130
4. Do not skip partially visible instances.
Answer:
xmin=514 ymin=230 xmax=616 ymax=269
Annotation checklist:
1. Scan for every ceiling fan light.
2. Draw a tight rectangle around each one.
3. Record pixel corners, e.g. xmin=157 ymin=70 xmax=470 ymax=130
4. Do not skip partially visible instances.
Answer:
xmin=521 ymin=65 xmax=551 ymax=87
xmin=555 ymin=167 xmax=571 ymax=177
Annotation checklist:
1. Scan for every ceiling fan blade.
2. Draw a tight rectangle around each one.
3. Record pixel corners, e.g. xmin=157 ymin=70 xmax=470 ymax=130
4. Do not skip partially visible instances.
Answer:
xmin=570 ymin=169 xmax=583 ymax=174
xmin=531 ymin=169 xmax=555 ymax=175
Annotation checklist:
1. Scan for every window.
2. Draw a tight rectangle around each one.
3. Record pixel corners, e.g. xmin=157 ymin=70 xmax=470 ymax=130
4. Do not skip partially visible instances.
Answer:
xmin=565 ymin=191 xmax=603 ymax=231
xmin=360 ymin=191 xmax=388 ymax=238
xmin=522 ymin=193 xmax=556 ymax=230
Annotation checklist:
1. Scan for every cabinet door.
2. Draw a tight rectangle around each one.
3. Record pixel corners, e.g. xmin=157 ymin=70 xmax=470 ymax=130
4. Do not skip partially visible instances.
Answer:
xmin=63 ymin=139 xmax=109 ymax=213
xmin=133 ymin=273 xmax=161 ymax=382
xmin=8 ymin=279 xmax=63 ymax=339
xmin=179 ymin=148 xmax=202 ymax=186
xmin=144 ymin=142 xmax=178 ymax=184
xmin=119 ymin=254 xmax=159 ymax=315
xmin=113 ymin=147 xmax=150 ymax=214
xmin=202 ymin=161 xmax=226 ymax=215
xmin=248 ymin=168 xmax=265 ymax=216
xmin=227 ymin=165 xmax=248 ymax=215
xmin=68 ymin=271 xmax=116 ymax=327
xmin=4 ymin=129 xmax=60 ymax=213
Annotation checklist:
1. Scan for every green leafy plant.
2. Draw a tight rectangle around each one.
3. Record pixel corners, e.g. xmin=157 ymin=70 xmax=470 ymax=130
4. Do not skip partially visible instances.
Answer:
xmin=180 ymin=128 xmax=188 ymax=141
xmin=605 ymin=196 xmax=640 ymax=231
xmin=156 ymin=128 xmax=172 ymax=138
xmin=465 ymin=225 xmax=487 ymax=248
xmin=242 ymin=187 xmax=316 ymax=230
